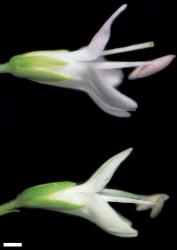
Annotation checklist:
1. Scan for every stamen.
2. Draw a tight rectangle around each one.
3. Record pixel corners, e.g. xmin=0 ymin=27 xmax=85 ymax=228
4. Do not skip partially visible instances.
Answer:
xmin=102 ymin=42 xmax=154 ymax=56
xmin=94 ymin=61 xmax=151 ymax=69
xmin=100 ymin=194 xmax=154 ymax=205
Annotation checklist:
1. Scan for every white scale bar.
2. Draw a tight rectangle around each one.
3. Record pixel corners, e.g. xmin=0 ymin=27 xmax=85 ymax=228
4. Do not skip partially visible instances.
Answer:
xmin=3 ymin=243 xmax=22 ymax=247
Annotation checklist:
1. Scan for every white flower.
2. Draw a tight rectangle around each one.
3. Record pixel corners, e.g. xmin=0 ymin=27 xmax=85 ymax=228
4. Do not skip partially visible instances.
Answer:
xmin=0 ymin=148 xmax=169 ymax=237
xmin=0 ymin=4 xmax=175 ymax=117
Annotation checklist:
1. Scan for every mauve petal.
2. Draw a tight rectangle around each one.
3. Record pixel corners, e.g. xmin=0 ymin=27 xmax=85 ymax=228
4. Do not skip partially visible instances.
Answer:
xmin=70 ymin=4 xmax=127 ymax=61
xmin=128 ymin=55 xmax=176 ymax=80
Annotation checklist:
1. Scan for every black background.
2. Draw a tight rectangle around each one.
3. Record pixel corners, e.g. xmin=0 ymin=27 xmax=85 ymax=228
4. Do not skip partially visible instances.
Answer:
xmin=0 ymin=0 xmax=176 ymax=249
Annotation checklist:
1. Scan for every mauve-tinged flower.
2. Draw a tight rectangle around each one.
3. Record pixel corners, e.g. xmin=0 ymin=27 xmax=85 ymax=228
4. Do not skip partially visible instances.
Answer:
xmin=0 ymin=4 xmax=175 ymax=117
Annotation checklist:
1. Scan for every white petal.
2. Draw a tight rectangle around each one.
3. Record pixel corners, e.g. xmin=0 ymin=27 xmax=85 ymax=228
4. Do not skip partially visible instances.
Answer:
xmin=70 ymin=4 xmax=127 ymax=61
xmin=128 ymin=55 xmax=176 ymax=80
xmin=81 ymin=148 xmax=133 ymax=192
xmin=84 ymin=194 xmax=138 ymax=237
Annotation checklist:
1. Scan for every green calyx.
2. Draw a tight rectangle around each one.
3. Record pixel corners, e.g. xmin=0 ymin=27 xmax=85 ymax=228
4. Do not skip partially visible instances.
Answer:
xmin=8 ymin=51 xmax=71 ymax=82
xmin=17 ymin=182 xmax=83 ymax=210
xmin=0 ymin=182 xmax=83 ymax=217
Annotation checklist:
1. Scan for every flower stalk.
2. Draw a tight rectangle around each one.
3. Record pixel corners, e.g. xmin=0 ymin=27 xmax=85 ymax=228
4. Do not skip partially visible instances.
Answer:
xmin=0 ymin=63 xmax=9 ymax=74
xmin=0 ymin=200 xmax=19 ymax=216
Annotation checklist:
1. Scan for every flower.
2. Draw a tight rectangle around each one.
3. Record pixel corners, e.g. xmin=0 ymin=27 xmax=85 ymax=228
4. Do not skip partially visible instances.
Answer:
xmin=0 ymin=148 xmax=169 ymax=237
xmin=0 ymin=4 xmax=175 ymax=117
